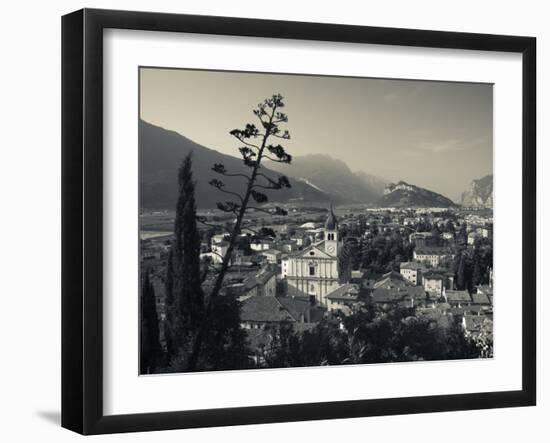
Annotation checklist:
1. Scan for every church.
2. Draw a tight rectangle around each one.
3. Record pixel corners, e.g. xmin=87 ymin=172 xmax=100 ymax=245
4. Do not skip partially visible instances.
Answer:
xmin=282 ymin=205 xmax=344 ymax=307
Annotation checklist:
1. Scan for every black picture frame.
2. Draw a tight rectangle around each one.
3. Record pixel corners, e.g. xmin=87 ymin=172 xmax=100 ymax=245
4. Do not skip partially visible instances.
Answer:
xmin=62 ymin=8 xmax=536 ymax=435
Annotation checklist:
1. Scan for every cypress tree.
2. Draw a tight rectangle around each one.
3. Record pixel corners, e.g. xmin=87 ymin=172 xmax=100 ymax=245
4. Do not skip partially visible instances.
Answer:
xmin=338 ymin=242 xmax=353 ymax=283
xmin=140 ymin=269 xmax=163 ymax=374
xmin=164 ymin=248 xmax=176 ymax=359
xmin=164 ymin=153 xmax=205 ymax=368
xmin=456 ymin=254 xmax=467 ymax=290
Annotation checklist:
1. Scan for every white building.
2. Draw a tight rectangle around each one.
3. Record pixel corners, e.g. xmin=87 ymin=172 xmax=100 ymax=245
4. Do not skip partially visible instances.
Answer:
xmin=260 ymin=249 xmax=281 ymax=264
xmin=281 ymin=257 xmax=289 ymax=278
xmin=400 ymin=262 xmax=423 ymax=285
xmin=210 ymin=233 xmax=229 ymax=245
xmin=250 ymin=241 xmax=273 ymax=251
xmin=442 ymin=232 xmax=455 ymax=241
xmin=210 ymin=241 xmax=229 ymax=264
xmin=422 ymin=272 xmax=445 ymax=297
xmin=284 ymin=205 xmax=343 ymax=307
xmin=413 ymin=247 xmax=454 ymax=268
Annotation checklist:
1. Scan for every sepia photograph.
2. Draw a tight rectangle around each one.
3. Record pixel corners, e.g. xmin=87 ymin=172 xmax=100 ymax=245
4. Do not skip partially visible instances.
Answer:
xmin=138 ymin=67 xmax=494 ymax=375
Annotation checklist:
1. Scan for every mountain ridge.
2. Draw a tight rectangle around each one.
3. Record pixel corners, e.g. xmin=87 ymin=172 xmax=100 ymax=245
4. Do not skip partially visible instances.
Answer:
xmin=268 ymin=153 xmax=382 ymax=204
xmin=377 ymin=181 xmax=456 ymax=208
xmin=461 ymin=174 xmax=493 ymax=208
xmin=139 ymin=120 xmax=331 ymax=209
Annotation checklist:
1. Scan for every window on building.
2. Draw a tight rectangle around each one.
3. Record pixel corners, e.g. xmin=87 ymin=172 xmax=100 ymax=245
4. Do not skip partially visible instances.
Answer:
xmin=309 ymin=266 xmax=315 ymax=276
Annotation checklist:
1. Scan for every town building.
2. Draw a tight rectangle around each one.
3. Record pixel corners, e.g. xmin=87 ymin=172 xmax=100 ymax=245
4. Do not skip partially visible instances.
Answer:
xmin=371 ymin=286 xmax=426 ymax=308
xmin=210 ymin=233 xmax=229 ymax=244
xmin=400 ymin=261 xmax=424 ymax=285
xmin=250 ymin=240 xmax=274 ymax=251
xmin=240 ymin=267 xmax=277 ymax=300
xmin=350 ymin=270 xmax=367 ymax=284
xmin=471 ymin=291 xmax=492 ymax=306
xmin=210 ymin=241 xmax=229 ymax=264
xmin=476 ymin=284 xmax=493 ymax=305
xmin=281 ymin=256 xmax=289 ymax=278
xmin=374 ymin=270 xmax=411 ymax=289
xmin=422 ymin=271 xmax=445 ymax=297
xmin=260 ymin=249 xmax=282 ymax=264
xmin=326 ymin=283 xmax=361 ymax=314
xmin=444 ymin=290 xmax=472 ymax=307
xmin=240 ymin=295 xmax=322 ymax=330
xmin=413 ymin=246 xmax=454 ymax=268
xmin=279 ymin=240 xmax=299 ymax=253
xmin=284 ymin=205 xmax=343 ymax=307
xmin=409 ymin=232 xmax=435 ymax=247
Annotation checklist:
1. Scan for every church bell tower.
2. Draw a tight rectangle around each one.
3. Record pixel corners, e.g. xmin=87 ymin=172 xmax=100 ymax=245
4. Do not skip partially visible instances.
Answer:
xmin=324 ymin=203 xmax=339 ymax=257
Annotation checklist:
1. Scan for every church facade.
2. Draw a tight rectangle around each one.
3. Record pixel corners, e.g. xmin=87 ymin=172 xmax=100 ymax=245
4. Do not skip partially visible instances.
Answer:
xmin=283 ymin=206 xmax=343 ymax=307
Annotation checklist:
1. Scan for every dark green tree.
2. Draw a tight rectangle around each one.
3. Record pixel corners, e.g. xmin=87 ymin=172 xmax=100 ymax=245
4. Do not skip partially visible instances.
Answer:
xmin=289 ymin=319 xmax=348 ymax=367
xmin=473 ymin=238 xmax=493 ymax=285
xmin=257 ymin=227 xmax=277 ymax=239
xmin=164 ymin=154 xmax=251 ymax=373
xmin=457 ymin=224 xmax=468 ymax=244
xmin=445 ymin=220 xmax=456 ymax=234
xmin=255 ymin=302 xmax=481 ymax=369
xmin=456 ymin=254 xmax=468 ymax=290
xmin=444 ymin=317 xmax=479 ymax=359
xmin=265 ymin=321 xmax=301 ymax=368
xmin=370 ymin=221 xmax=380 ymax=236
xmin=338 ymin=241 xmax=354 ymax=283
xmin=140 ymin=270 xmax=163 ymax=374
xmin=197 ymin=297 xmax=251 ymax=371
xmin=340 ymin=304 xmax=479 ymax=364
xmin=431 ymin=223 xmax=442 ymax=245
xmin=164 ymin=154 xmax=205 ymax=369
xmin=164 ymin=248 xmax=175 ymax=358
xmin=472 ymin=249 xmax=482 ymax=288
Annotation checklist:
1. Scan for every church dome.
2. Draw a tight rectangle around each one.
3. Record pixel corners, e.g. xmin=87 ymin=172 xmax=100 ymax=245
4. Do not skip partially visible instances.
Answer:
xmin=325 ymin=203 xmax=338 ymax=230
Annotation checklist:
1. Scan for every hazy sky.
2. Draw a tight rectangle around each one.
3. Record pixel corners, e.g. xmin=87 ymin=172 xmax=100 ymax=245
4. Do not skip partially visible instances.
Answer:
xmin=140 ymin=67 xmax=493 ymax=202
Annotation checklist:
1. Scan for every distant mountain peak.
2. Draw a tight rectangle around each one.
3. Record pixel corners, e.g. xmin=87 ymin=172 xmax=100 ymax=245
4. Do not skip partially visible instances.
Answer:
xmin=378 ymin=181 xmax=456 ymax=208
xmin=461 ymin=174 xmax=493 ymax=208
xmin=384 ymin=181 xmax=416 ymax=195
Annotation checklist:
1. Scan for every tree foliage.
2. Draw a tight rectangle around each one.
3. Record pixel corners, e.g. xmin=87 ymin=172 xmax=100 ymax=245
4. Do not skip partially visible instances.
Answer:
xmin=453 ymin=239 xmax=493 ymax=292
xmin=188 ymin=94 xmax=294 ymax=370
xmin=261 ymin=304 xmax=479 ymax=368
xmin=359 ymin=232 xmax=414 ymax=275
xmin=338 ymin=241 xmax=353 ymax=283
xmin=161 ymin=154 xmax=252 ymax=373
xmin=140 ymin=269 xmax=163 ymax=374
xmin=164 ymin=154 xmax=205 ymax=368
xmin=205 ymin=94 xmax=293 ymax=296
